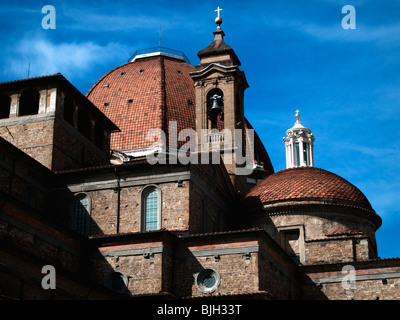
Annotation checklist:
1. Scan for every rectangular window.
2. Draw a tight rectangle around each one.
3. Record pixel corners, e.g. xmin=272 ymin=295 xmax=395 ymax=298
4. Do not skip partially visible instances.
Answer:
xmin=280 ymin=229 xmax=300 ymax=263
xmin=303 ymin=142 xmax=308 ymax=165
xmin=295 ymin=142 xmax=300 ymax=166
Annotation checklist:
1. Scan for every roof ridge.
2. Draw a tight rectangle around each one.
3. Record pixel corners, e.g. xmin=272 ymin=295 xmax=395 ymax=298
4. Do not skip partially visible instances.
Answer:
xmin=159 ymin=55 xmax=167 ymax=142
xmin=0 ymin=73 xmax=63 ymax=86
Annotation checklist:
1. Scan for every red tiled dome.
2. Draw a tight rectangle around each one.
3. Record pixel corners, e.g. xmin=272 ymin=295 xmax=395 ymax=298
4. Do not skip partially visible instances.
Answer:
xmin=245 ymin=166 xmax=374 ymax=211
xmin=86 ymin=55 xmax=196 ymax=152
xmin=85 ymin=51 xmax=274 ymax=174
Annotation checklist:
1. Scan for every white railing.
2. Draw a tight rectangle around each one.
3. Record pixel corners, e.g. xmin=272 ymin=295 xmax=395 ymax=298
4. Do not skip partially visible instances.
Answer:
xmin=204 ymin=131 xmax=225 ymax=143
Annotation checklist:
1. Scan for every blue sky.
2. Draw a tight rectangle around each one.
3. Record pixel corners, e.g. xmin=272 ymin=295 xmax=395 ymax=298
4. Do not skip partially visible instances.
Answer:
xmin=1 ymin=0 xmax=400 ymax=258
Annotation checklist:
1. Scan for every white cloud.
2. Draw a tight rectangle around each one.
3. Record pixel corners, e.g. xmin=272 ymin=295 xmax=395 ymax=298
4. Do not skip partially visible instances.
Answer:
xmin=59 ymin=2 xmax=179 ymax=33
xmin=258 ymin=7 xmax=400 ymax=44
xmin=4 ymin=34 xmax=130 ymax=81
xmin=300 ymin=22 xmax=400 ymax=43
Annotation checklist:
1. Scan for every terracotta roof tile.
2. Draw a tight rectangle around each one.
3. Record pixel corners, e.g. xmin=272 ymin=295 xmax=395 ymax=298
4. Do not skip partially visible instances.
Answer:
xmin=86 ymin=53 xmax=274 ymax=171
xmin=86 ymin=56 xmax=196 ymax=152
xmin=244 ymin=166 xmax=374 ymax=211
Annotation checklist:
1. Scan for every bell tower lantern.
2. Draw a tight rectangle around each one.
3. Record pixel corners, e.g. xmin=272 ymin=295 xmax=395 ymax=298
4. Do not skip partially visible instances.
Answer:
xmin=283 ymin=110 xmax=315 ymax=168
xmin=190 ymin=8 xmax=249 ymax=180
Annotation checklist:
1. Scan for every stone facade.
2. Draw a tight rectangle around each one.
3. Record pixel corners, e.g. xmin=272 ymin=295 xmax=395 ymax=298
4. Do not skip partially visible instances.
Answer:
xmin=0 ymin=23 xmax=399 ymax=302
xmin=302 ymin=259 xmax=400 ymax=300
xmin=1 ymin=128 xmax=400 ymax=300
xmin=0 ymin=74 xmax=117 ymax=172
xmin=246 ymin=210 xmax=378 ymax=265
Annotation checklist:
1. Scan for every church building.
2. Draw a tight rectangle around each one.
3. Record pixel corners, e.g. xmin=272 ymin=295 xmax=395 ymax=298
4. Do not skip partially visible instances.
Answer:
xmin=0 ymin=9 xmax=399 ymax=300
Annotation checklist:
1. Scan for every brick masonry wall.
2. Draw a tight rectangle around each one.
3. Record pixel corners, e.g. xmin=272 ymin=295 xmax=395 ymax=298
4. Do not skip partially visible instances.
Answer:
xmin=305 ymin=239 xmax=355 ymax=264
xmin=0 ymin=116 xmax=109 ymax=171
xmin=302 ymin=261 xmax=400 ymax=300
xmin=188 ymin=164 xmax=234 ymax=234
xmin=90 ymin=252 xmax=164 ymax=295
xmin=0 ymin=200 xmax=81 ymax=274
xmin=258 ymin=244 xmax=300 ymax=299
xmin=53 ymin=179 xmax=191 ymax=236
xmin=268 ymin=213 xmax=376 ymax=243
xmin=0 ymin=160 xmax=46 ymax=213
xmin=53 ymin=119 xmax=109 ymax=171
xmin=305 ymin=237 xmax=371 ymax=265
xmin=0 ymin=119 xmax=54 ymax=169
xmin=0 ymin=246 xmax=116 ymax=300
xmin=250 ymin=212 xmax=378 ymax=265
xmin=173 ymin=251 xmax=260 ymax=298
xmin=317 ymin=279 xmax=400 ymax=300
xmin=189 ymin=181 xmax=207 ymax=233
xmin=109 ymin=181 xmax=190 ymax=234
xmin=52 ymin=162 xmax=235 ymax=236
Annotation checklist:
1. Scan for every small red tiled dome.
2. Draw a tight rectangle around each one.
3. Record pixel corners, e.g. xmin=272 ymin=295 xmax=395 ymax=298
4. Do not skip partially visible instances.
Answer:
xmin=245 ymin=166 xmax=374 ymax=211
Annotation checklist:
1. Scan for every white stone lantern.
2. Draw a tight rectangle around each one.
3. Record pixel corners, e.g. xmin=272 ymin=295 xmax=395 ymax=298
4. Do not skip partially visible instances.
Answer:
xmin=283 ymin=110 xmax=315 ymax=168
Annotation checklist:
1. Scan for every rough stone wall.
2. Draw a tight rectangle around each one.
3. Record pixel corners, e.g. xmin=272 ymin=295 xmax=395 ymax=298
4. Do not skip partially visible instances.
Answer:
xmin=316 ymin=279 xmax=400 ymax=300
xmin=0 ymin=118 xmax=55 ymax=169
xmin=305 ymin=237 xmax=371 ymax=265
xmin=159 ymin=181 xmax=190 ymax=231
xmin=89 ymin=188 xmax=119 ymax=235
xmin=258 ymin=244 xmax=300 ymax=300
xmin=0 ymin=199 xmax=81 ymax=274
xmin=0 ymin=244 xmax=116 ymax=300
xmin=302 ymin=261 xmax=400 ymax=300
xmin=53 ymin=178 xmax=191 ymax=236
xmin=173 ymin=249 xmax=260 ymax=298
xmin=188 ymin=180 xmax=203 ymax=233
xmin=101 ymin=181 xmax=189 ymax=234
xmin=253 ymin=212 xmax=378 ymax=265
xmin=0 ymin=159 xmax=47 ymax=214
xmin=0 ymin=116 xmax=109 ymax=172
xmin=91 ymin=252 xmax=164 ymax=295
xmin=268 ymin=213 xmax=376 ymax=243
xmin=305 ymin=239 xmax=352 ymax=264
xmin=189 ymin=180 xmax=229 ymax=234
xmin=188 ymin=164 xmax=234 ymax=234
xmin=53 ymin=119 xmax=109 ymax=171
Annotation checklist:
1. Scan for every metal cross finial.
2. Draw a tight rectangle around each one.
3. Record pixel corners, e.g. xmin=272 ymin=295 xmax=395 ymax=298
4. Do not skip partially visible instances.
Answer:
xmin=215 ymin=6 xmax=222 ymax=17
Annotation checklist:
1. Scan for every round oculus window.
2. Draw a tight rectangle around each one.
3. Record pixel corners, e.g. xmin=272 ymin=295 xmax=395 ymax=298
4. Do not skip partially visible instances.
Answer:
xmin=196 ymin=268 xmax=220 ymax=294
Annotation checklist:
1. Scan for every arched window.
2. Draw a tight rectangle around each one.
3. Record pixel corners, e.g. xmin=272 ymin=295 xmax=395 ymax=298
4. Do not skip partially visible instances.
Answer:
xmin=142 ymin=187 xmax=160 ymax=231
xmin=0 ymin=94 xmax=11 ymax=119
xmin=19 ymin=89 xmax=40 ymax=116
xmin=74 ymin=195 xmax=90 ymax=236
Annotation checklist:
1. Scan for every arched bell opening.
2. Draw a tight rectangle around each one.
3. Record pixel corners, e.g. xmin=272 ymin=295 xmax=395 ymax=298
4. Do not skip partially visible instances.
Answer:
xmin=206 ymin=88 xmax=224 ymax=130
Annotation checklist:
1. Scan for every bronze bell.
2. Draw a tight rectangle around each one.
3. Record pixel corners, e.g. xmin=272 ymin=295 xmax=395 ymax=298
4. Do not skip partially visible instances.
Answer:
xmin=210 ymin=94 xmax=223 ymax=115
